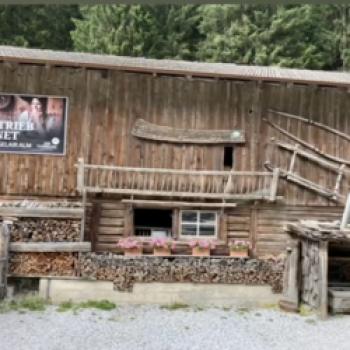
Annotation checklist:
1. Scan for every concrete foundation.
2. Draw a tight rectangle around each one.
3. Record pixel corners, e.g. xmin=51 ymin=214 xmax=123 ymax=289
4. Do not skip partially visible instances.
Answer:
xmin=39 ymin=278 xmax=281 ymax=308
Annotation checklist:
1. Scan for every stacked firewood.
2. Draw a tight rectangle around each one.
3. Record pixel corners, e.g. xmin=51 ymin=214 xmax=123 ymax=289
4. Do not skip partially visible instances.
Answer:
xmin=9 ymin=219 xmax=80 ymax=242
xmin=9 ymin=252 xmax=77 ymax=276
xmin=79 ymin=253 xmax=284 ymax=293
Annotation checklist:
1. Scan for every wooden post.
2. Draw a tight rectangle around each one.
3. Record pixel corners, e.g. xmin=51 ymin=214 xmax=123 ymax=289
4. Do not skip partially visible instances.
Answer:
xmin=269 ymin=168 xmax=280 ymax=201
xmin=89 ymin=202 xmax=101 ymax=252
xmin=288 ymin=144 xmax=299 ymax=174
xmin=319 ymin=240 xmax=329 ymax=320
xmin=124 ymin=204 xmax=133 ymax=237
xmin=0 ymin=219 xmax=12 ymax=299
xmin=334 ymin=164 xmax=345 ymax=196
xmin=80 ymin=189 xmax=87 ymax=242
xmin=279 ymin=238 xmax=300 ymax=312
xmin=77 ymin=157 xmax=85 ymax=192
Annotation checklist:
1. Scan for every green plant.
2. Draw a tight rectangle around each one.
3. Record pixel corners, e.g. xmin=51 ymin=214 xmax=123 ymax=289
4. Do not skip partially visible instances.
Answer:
xmin=56 ymin=299 xmax=117 ymax=312
xmin=57 ymin=300 xmax=74 ymax=312
xmin=161 ymin=302 xmax=190 ymax=310
xmin=0 ymin=297 xmax=48 ymax=313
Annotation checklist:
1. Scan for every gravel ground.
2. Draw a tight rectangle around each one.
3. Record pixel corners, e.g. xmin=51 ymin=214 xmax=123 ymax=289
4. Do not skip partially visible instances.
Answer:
xmin=0 ymin=305 xmax=349 ymax=350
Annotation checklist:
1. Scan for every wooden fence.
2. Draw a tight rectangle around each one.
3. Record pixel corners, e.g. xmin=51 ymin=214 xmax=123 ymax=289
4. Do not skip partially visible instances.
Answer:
xmin=76 ymin=158 xmax=280 ymax=201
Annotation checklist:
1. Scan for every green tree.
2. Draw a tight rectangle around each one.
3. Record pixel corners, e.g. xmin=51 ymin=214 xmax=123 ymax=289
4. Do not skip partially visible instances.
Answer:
xmin=267 ymin=5 xmax=337 ymax=70
xmin=71 ymin=5 xmax=201 ymax=60
xmin=0 ymin=5 xmax=80 ymax=50
xmin=197 ymin=4 xmax=345 ymax=70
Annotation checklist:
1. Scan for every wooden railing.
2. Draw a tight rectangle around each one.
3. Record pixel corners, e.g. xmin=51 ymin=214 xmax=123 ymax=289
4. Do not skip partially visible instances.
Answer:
xmin=76 ymin=158 xmax=280 ymax=201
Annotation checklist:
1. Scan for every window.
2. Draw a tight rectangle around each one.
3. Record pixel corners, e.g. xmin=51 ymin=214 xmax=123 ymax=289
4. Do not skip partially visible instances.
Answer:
xmin=134 ymin=208 xmax=172 ymax=237
xmin=180 ymin=210 xmax=218 ymax=238
xmin=224 ymin=146 xmax=234 ymax=169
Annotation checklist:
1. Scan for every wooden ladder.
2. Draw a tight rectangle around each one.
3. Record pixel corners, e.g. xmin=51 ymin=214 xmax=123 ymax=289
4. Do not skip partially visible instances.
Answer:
xmin=0 ymin=221 xmax=10 ymax=300
xmin=267 ymin=140 xmax=347 ymax=203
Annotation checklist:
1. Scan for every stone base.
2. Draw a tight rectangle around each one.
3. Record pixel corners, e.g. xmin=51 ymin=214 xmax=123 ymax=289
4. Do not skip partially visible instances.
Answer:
xmin=39 ymin=278 xmax=281 ymax=308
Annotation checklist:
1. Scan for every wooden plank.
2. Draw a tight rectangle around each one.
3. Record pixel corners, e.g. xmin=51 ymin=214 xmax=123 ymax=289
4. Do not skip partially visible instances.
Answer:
xmin=100 ymin=209 xmax=125 ymax=218
xmin=9 ymin=242 xmax=91 ymax=252
xmin=122 ymin=199 xmax=237 ymax=208
xmin=0 ymin=207 xmax=83 ymax=218
xmin=96 ymin=235 xmax=121 ymax=243
xmin=85 ymin=187 xmax=269 ymax=200
xmin=131 ymin=118 xmax=245 ymax=144
xmin=319 ymin=241 xmax=328 ymax=320
xmin=269 ymin=109 xmax=350 ymax=142
xmin=98 ymin=227 xmax=125 ymax=235
xmin=99 ymin=218 xmax=124 ymax=226
xmin=277 ymin=141 xmax=349 ymax=175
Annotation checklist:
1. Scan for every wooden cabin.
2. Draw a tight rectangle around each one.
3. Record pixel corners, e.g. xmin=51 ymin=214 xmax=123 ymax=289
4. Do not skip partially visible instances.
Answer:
xmin=0 ymin=46 xmax=349 ymax=258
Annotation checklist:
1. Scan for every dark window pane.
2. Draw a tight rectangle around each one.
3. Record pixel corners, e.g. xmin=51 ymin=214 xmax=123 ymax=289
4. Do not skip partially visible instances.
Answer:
xmin=199 ymin=225 xmax=215 ymax=236
xmin=181 ymin=224 xmax=197 ymax=236
xmin=200 ymin=212 xmax=216 ymax=224
xmin=182 ymin=211 xmax=197 ymax=223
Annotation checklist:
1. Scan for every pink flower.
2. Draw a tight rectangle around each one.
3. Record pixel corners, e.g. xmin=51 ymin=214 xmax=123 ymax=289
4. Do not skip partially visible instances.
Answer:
xmin=151 ymin=238 xmax=171 ymax=249
xmin=189 ymin=239 xmax=215 ymax=250
xmin=117 ymin=238 xmax=141 ymax=249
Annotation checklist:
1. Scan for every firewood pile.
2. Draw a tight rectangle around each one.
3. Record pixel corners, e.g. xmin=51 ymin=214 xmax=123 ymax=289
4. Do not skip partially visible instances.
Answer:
xmin=9 ymin=219 xmax=80 ymax=242
xmin=9 ymin=252 xmax=77 ymax=276
xmin=79 ymin=254 xmax=284 ymax=293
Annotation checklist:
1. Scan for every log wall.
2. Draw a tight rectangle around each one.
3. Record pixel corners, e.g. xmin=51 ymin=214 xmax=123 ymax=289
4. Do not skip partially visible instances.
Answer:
xmin=0 ymin=62 xmax=349 ymax=205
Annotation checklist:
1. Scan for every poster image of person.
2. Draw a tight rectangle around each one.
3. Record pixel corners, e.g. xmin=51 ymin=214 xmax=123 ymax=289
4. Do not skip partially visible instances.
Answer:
xmin=0 ymin=93 xmax=68 ymax=155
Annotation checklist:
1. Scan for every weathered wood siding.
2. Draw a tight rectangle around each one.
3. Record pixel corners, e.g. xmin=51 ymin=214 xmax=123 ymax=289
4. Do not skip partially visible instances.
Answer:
xmin=0 ymin=62 xmax=349 ymax=206
xmin=226 ymin=205 xmax=343 ymax=256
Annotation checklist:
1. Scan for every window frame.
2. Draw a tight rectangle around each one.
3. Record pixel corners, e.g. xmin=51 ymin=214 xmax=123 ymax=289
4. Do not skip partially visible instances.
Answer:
xmin=179 ymin=210 xmax=218 ymax=239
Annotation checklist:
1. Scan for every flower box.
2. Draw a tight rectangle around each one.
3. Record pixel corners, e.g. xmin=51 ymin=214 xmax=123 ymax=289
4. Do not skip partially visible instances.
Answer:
xmin=230 ymin=249 xmax=249 ymax=258
xmin=189 ymin=240 xmax=215 ymax=257
xmin=229 ymin=240 xmax=250 ymax=258
xmin=151 ymin=238 xmax=172 ymax=256
xmin=124 ymin=246 xmax=143 ymax=256
xmin=153 ymin=246 xmax=171 ymax=256
xmin=117 ymin=238 xmax=143 ymax=256
xmin=192 ymin=246 xmax=210 ymax=257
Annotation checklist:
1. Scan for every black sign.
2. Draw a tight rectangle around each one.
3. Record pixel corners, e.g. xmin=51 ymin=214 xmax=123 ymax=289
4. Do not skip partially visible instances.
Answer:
xmin=0 ymin=93 xmax=68 ymax=155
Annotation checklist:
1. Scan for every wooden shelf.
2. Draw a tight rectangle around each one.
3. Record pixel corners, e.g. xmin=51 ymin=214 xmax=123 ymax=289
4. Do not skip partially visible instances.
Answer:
xmin=0 ymin=207 xmax=84 ymax=219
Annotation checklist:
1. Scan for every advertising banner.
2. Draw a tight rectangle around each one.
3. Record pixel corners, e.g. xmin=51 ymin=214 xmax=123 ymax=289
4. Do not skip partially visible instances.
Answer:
xmin=0 ymin=93 xmax=68 ymax=155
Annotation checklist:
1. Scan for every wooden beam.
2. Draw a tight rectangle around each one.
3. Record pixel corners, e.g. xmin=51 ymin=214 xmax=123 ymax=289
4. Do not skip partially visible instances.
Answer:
xmin=269 ymin=168 xmax=280 ymax=201
xmin=0 ymin=207 xmax=84 ymax=219
xmin=277 ymin=141 xmax=349 ymax=175
xmin=85 ymin=187 xmax=269 ymax=200
xmin=121 ymin=199 xmax=237 ymax=208
xmin=279 ymin=239 xmax=300 ymax=312
xmin=265 ymin=162 xmax=345 ymax=203
xmin=265 ymin=118 xmax=350 ymax=166
xmin=9 ymin=242 xmax=91 ymax=253
xmin=131 ymin=118 xmax=245 ymax=144
xmin=319 ymin=241 xmax=329 ymax=320
xmin=269 ymin=109 xmax=350 ymax=143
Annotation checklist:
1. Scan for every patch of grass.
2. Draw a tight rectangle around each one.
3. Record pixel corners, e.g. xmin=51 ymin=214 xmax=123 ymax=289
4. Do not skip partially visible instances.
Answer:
xmin=78 ymin=300 xmax=116 ymax=311
xmin=0 ymin=297 xmax=48 ymax=313
xmin=161 ymin=303 xmax=190 ymax=311
xmin=222 ymin=307 xmax=231 ymax=312
xmin=56 ymin=299 xmax=116 ymax=313
xmin=18 ymin=297 xmax=47 ymax=311
xmin=57 ymin=301 xmax=74 ymax=312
